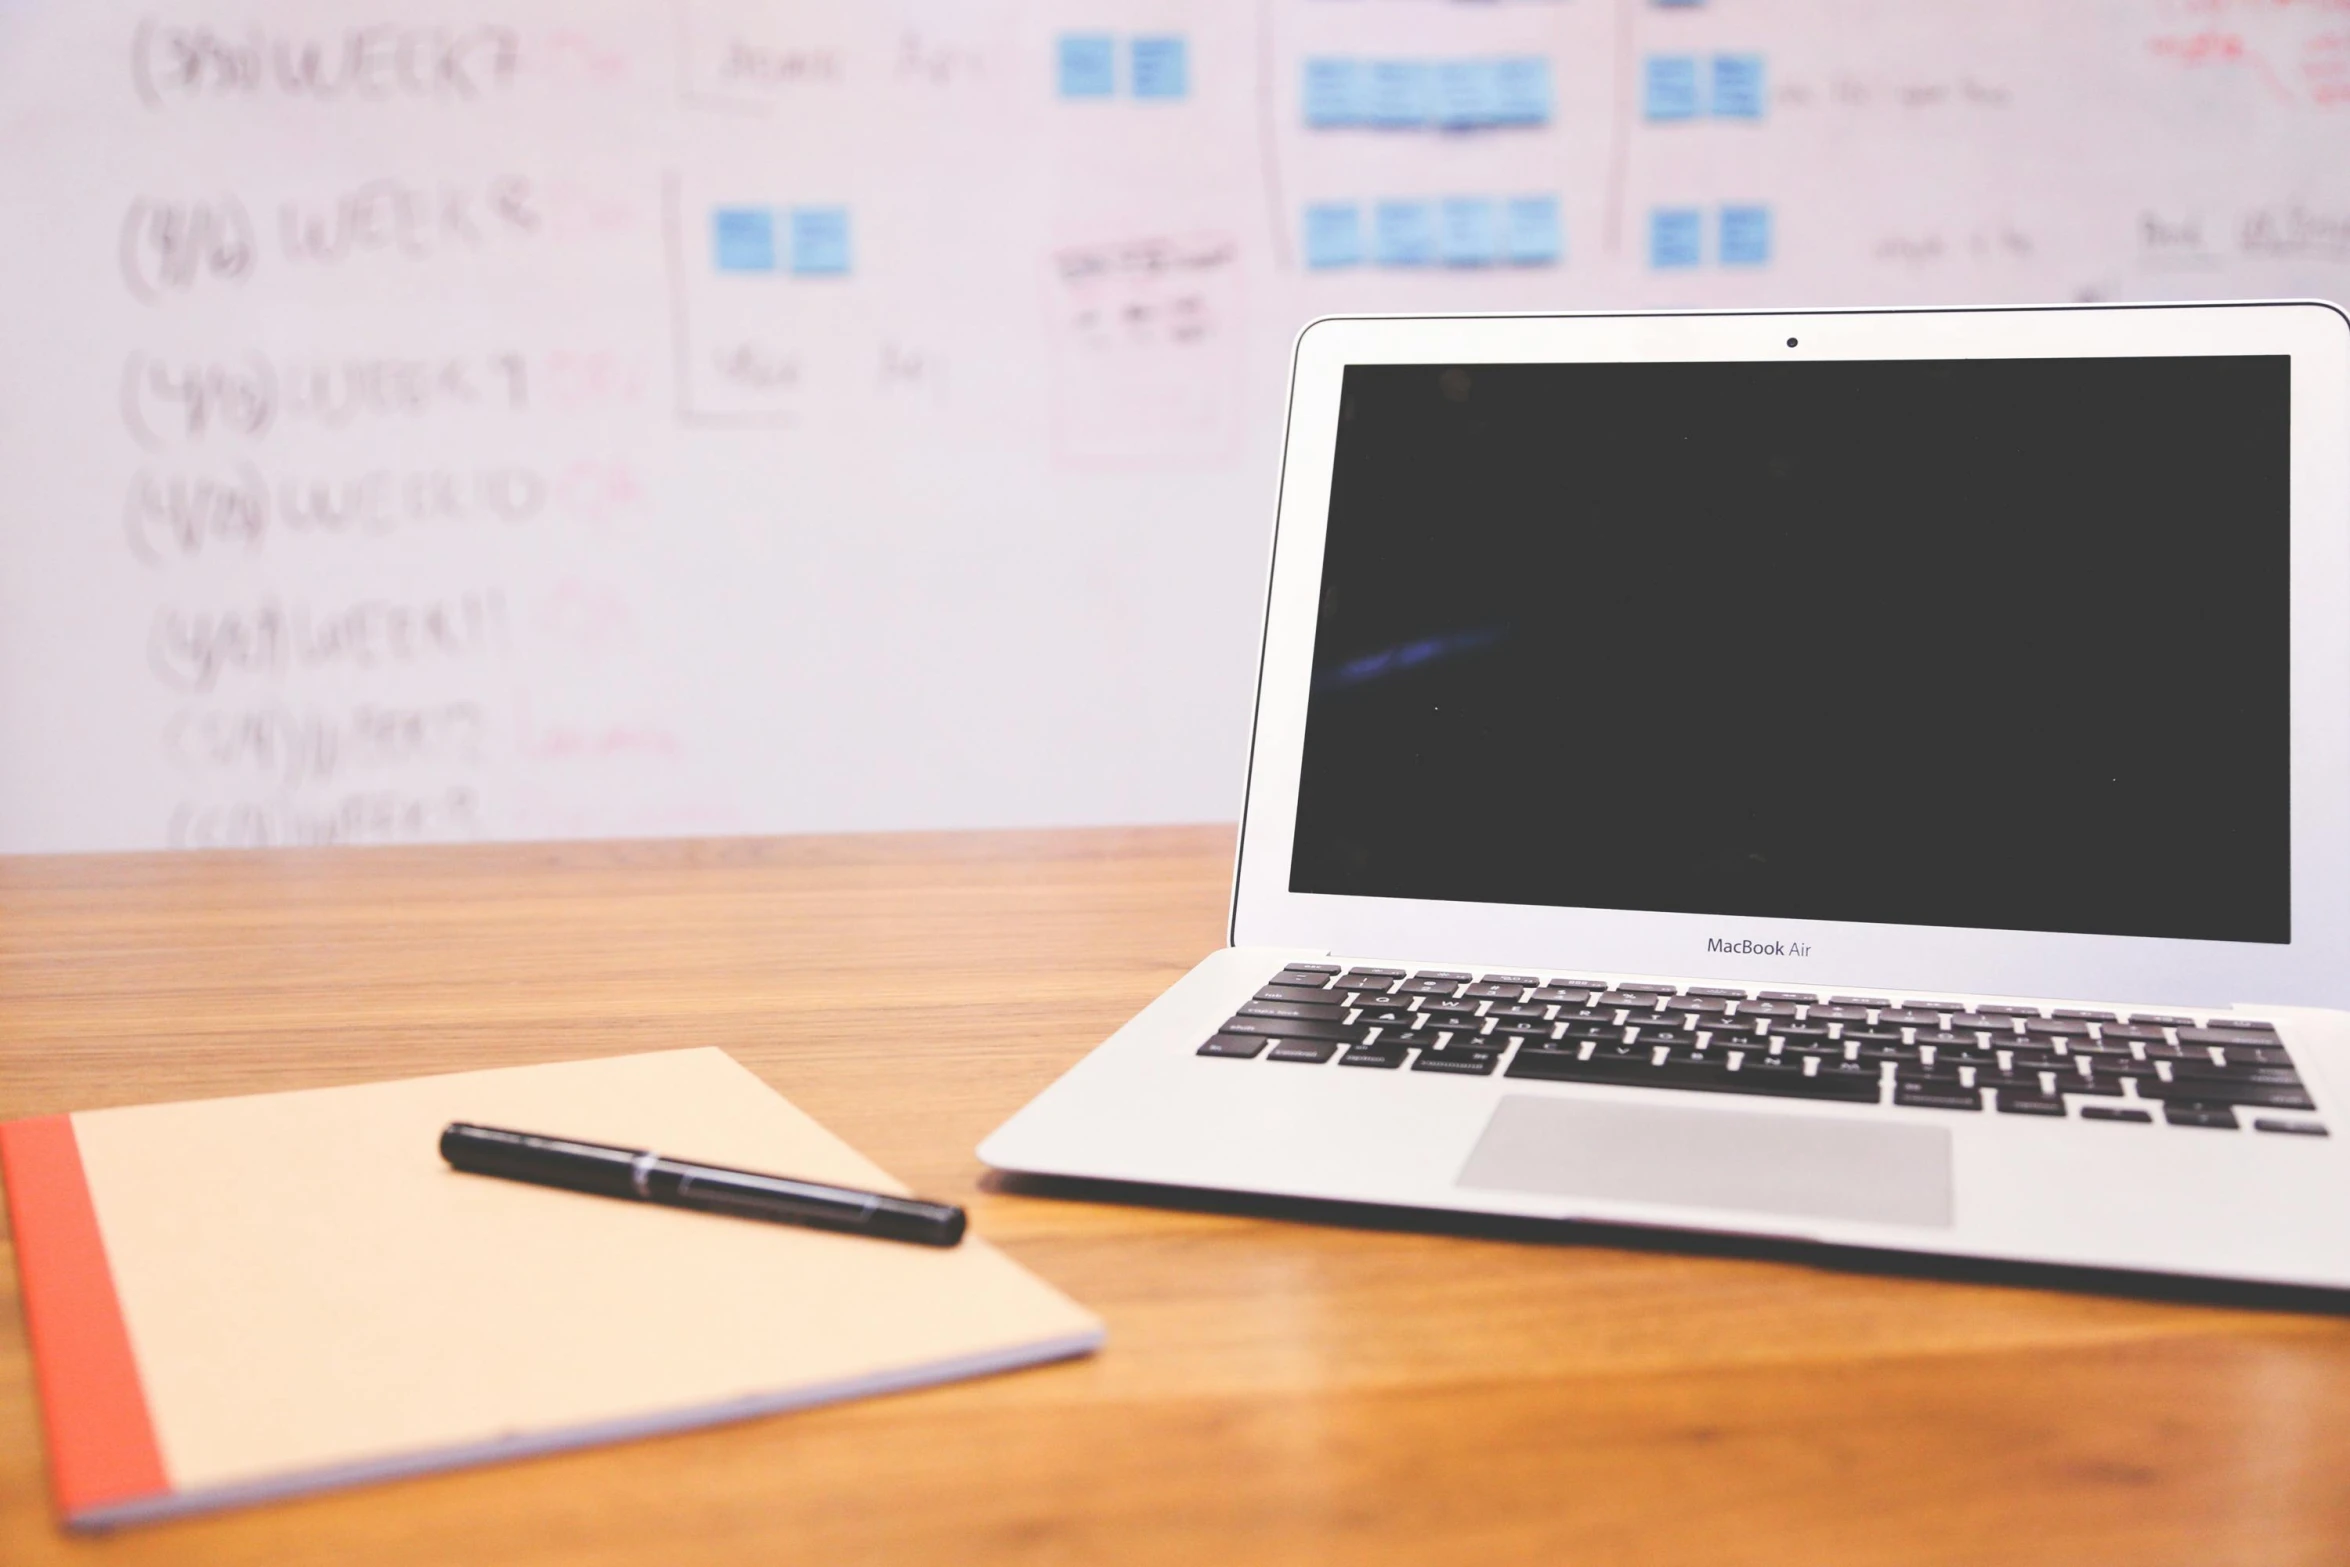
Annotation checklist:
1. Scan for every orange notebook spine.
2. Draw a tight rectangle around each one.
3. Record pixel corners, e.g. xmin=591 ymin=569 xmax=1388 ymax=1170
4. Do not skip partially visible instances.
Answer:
xmin=0 ymin=1115 xmax=170 ymax=1522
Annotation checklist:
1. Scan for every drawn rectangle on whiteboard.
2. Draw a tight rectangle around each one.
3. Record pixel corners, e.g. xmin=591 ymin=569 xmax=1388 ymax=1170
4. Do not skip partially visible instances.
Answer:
xmin=1435 ymin=61 xmax=1499 ymax=128
xmin=1711 ymin=54 xmax=1766 ymax=118
xmin=1373 ymin=201 xmax=1437 ymax=266
xmin=1650 ymin=207 xmax=1704 ymax=267
xmin=1504 ymin=196 xmax=1563 ymax=265
xmin=789 ymin=207 xmax=851 ymax=276
xmin=1303 ymin=203 xmax=1365 ymax=269
xmin=1644 ymin=55 xmax=1700 ymax=120
xmin=1130 ymin=36 xmax=1187 ymax=100
xmin=1057 ymin=34 xmax=1116 ymax=98
xmin=1302 ymin=58 xmax=1366 ymax=126
xmin=1439 ymin=199 xmax=1498 ymax=266
xmin=1492 ymin=58 xmax=1553 ymax=125
xmin=712 ymin=208 xmax=777 ymax=274
xmin=1367 ymin=61 xmax=1434 ymax=127
xmin=1720 ymin=204 xmax=1772 ymax=265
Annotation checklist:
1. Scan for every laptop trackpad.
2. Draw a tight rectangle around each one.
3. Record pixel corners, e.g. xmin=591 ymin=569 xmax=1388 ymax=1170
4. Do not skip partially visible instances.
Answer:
xmin=1458 ymin=1095 xmax=1954 ymax=1229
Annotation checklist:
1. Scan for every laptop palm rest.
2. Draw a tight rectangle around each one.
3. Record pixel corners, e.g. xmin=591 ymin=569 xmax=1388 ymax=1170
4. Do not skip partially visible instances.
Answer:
xmin=1457 ymin=1096 xmax=1955 ymax=1229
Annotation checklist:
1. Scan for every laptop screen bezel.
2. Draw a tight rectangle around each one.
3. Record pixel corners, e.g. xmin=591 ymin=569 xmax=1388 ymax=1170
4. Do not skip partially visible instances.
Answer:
xmin=1228 ymin=303 xmax=2350 ymax=1008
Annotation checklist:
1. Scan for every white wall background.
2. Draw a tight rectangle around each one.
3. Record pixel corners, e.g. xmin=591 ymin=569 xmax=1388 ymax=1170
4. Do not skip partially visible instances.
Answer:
xmin=2 ymin=0 xmax=2345 ymax=852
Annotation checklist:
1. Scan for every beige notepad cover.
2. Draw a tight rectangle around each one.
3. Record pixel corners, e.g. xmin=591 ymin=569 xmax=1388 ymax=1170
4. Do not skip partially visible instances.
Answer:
xmin=1 ymin=1049 xmax=1102 ymax=1528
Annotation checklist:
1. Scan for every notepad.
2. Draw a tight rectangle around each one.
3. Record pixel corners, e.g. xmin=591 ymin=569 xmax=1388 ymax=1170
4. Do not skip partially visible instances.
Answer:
xmin=0 ymin=1049 xmax=1103 ymax=1530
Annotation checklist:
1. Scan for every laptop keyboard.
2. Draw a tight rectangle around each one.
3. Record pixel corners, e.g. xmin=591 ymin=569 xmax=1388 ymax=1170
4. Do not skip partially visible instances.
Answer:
xmin=1198 ymin=964 xmax=2328 ymax=1135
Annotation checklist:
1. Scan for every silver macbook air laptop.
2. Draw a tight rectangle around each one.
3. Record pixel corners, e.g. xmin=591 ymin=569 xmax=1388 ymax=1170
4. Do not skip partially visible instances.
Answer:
xmin=981 ymin=302 xmax=2350 ymax=1290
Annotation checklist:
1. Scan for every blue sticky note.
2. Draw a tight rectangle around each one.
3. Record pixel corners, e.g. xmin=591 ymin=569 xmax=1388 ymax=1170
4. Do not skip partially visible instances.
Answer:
xmin=1439 ymin=198 xmax=1499 ymax=265
xmin=1373 ymin=200 xmax=1437 ymax=266
xmin=1435 ymin=60 xmax=1499 ymax=128
xmin=712 ymin=207 xmax=776 ymax=273
xmin=1711 ymin=53 xmax=1765 ymax=118
xmin=1368 ymin=60 xmax=1434 ymax=127
xmin=1303 ymin=203 xmax=1364 ymax=268
xmin=1650 ymin=207 xmax=1703 ymax=267
xmin=1303 ymin=58 xmax=1366 ymax=125
xmin=1720 ymin=204 xmax=1771 ymax=265
xmin=1131 ymin=36 xmax=1187 ymax=99
xmin=1057 ymin=33 xmax=1115 ymax=98
xmin=1492 ymin=57 xmax=1553 ymax=125
xmin=1644 ymin=55 xmax=1700 ymax=120
xmin=1503 ymin=196 xmax=1563 ymax=265
xmin=789 ymin=206 xmax=851 ymax=275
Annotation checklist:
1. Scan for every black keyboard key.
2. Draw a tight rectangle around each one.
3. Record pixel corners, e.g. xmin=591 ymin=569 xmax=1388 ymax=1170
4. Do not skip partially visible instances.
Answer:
xmin=1950 ymin=1015 xmax=2020 ymax=1034
xmin=1875 ymin=1009 xmax=1942 ymax=1029
xmin=1485 ymin=1004 xmax=1550 ymax=1022
xmin=1895 ymin=1083 xmax=1983 ymax=1111
xmin=1977 ymin=1004 xmax=2044 ymax=1017
xmin=1996 ymin=1093 xmax=2068 ymax=1116
xmin=2143 ymin=1078 xmax=2316 ymax=1110
xmin=1806 ymin=1006 xmax=1871 ymax=1025
xmin=2209 ymin=1019 xmax=2279 ymax=1034
xmin=1664 ymin=995 xmax=1731 ymax=1014
xmin=1927 ymin=1048 xmax=2000 ymax=1070
xmin=1340 ymin=975 xmax=1400 ymax=995
xmin=2165 ymin=1060 xmax=2303 ymax=1085
xmin=1398 ymin=978 xmax=1464 ymax=997
xmin=1266 ymin=1039 xmax=1339 ymax=1064
xmin=1413 ymin=1048 xmax=1500 ymax=1076
xmin=1738 ymin=1001 xmax=1802 ymax=1020
xmin=2053 ymin=1009 xmax=2118 ymax=1022
xmin=2096 ymin=1025 xmax=2166 ymax=1045
xmin=1850 ymin=1041 xmax=1924 ymax=1064
xmin=1463 ymin=982 xmax=1529 ymax=1001
xmin=1238 ymin=1001 xmax=1347 ymax=1023
xmin=1479 ymin=973 xmax=1541 ymax=986
xmin=2254 ymin=1119 xmax=2329 ymax=1136
xmin=2129 ymin=1014 xmax=2195 ymax=1027
xmin=1281 ymin=962 xmax=1341 ymax=976
xmin=2081 ymin=1105 xmax=2153 ymax=1123
xmin=1507 ymin=1048 xmax=1880 ymax=1102
xmin=1758 ymin=991 xmax=1817 ymax=1003
xmin=1629 ymin=1026 xmax=1694 ymax=1047
xmin=1340 ymin=967 xmax=1404 ymax=980
xmin=1412 ymin=970 xmax=1474 ymax=982
xmin=1529 ymin=987 xmax=1595 ymax=1005
xmin=2163 ymin=1102 xmax=2238 ymax=1129
xmin=2022 ymin=1017 xmax=2093 ymax=1037
xmin=1687 ymin=987 xmax=1750 ymax=999
xmin=1616 ymin=983 xmax=1678 ymax=995
xmin=1829 ymin=996 xmax=1891 ymax=1008
xmin=1913 ymin=1030 xmax=1980 ymax=1050
xmin=1199 ymin=1034 xmax=1266 ymax=1058
xmin=2178 ymin=1027 xmax=2286 ymax=1048
xmin=1339 ymin=1043 xmax=1410 ymax=1069
xmin=1378 ymin=1030 xmax=1444 ymax=1050
xmin=1257 ymin=983 xmax=1338 ymax=1005
xmin=1599 ymin=991 xmax=1665 ymax=1010
xmin=1489 ymin=1019 xmax=1559 ymax=1039
xmin=1356 ymin=1007 xmax=1418 ymax=1028
xmin=1217 ymin=1017 xmax=1366 ymax=1043
xmin=1417 ymin=999 xmax=1480 ymax=1019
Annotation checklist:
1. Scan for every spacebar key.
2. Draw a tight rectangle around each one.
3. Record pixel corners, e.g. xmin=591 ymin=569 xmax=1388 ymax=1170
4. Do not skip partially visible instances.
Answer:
xmin=1507 ymin=1051 xmax=1882 ymax=1102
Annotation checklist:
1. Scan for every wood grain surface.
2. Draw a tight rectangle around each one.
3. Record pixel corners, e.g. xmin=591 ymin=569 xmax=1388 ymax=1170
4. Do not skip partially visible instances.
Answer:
xmin=3 ymin=827 xmax=2348 ymax=1566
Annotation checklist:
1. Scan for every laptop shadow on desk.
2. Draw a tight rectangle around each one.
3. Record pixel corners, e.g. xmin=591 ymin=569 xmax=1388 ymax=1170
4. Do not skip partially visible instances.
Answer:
xmin=979 ymin=1169 xmax=2350 ymax=1318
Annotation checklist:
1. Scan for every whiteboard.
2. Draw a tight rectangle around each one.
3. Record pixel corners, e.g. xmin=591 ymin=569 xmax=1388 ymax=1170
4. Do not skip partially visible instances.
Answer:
xmin=2 ymin=0 xmax=2345 ymax=852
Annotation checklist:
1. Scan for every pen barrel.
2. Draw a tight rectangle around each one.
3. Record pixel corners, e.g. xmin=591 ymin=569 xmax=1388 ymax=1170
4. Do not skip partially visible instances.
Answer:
xmin=440 ymin=1122 xmax=647 ymax=1198
xmin=658 ymin=1164 xmax=968 ymax=1247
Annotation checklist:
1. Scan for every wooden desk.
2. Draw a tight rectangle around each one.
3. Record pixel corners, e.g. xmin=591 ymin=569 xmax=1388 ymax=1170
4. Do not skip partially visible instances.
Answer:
xmin=4 ymin=827 xmax=2348 ymax=1565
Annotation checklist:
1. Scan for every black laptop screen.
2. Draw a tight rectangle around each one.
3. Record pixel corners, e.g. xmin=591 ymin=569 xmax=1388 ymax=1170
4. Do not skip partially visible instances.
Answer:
xmin=1287 ymin=353 xmax=2292 ymax=944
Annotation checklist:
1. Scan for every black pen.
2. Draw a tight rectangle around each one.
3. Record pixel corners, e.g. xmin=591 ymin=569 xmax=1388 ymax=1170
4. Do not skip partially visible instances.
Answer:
xmin=439 ymin=1122 xmax=967 ymax=1247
